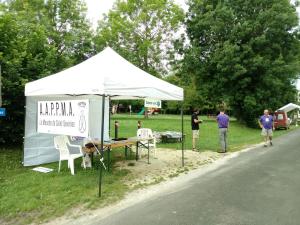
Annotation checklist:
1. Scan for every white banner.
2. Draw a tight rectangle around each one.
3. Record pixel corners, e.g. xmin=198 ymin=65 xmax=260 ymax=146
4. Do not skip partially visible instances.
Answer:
xmin=144 ymin=98 xmax=161 ymax=108
xmin=37 ymin=100 xmax=89 ymax=137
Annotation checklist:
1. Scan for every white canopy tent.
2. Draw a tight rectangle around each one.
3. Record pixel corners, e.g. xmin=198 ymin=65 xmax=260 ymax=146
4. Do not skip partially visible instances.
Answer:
xmin=24 ymin=47 xmax=184 ymax=166
xmin=25 ymin=47 xmax=183 ymax=100
xmin=277 ymin=103 xmax=300 ymax=113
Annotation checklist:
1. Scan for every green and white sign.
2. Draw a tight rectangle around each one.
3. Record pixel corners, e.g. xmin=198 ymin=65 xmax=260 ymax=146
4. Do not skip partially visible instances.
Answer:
xmin=144 ymin=98 xmax=161 ymax=108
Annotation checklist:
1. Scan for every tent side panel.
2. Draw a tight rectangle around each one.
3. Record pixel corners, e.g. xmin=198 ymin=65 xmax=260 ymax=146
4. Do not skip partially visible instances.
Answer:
xmin=23 ymin=96 xmax=110 ymax=166
xmin=89 ymin=97 xmax=110 ymax=140
xmin=24 ymin=96 xmax=58 ymax=166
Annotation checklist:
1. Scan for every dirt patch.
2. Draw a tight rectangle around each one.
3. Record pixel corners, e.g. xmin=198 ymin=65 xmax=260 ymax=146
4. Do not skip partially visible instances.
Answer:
xmin=114 ymin=148 xmax=227 ymax=189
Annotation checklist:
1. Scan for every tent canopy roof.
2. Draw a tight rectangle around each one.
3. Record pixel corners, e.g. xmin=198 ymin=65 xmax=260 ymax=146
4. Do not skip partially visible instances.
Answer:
xmin=25 ymin=47 xmax=183 ymax=101
xmin=277 ymin=103 xmax=300 ymax=113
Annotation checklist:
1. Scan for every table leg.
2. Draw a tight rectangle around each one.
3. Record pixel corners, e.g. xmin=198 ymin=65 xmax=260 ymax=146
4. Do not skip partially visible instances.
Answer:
xmin=136 ymin=142 xmax=139 ymax=161
xmin=91 ymin=152 xmax=94 ymax=167
xmin=107 ymin=148 xmax=111 ymax=172
xmin=125 ymin=145 xmax=128 ymax=159
xmin=148 ymin=141 xmax=150 ymax=164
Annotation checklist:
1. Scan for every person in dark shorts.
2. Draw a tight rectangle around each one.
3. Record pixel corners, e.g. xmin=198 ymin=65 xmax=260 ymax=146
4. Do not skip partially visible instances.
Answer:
xmin=191 ymin=108 xmax=202 ymax=151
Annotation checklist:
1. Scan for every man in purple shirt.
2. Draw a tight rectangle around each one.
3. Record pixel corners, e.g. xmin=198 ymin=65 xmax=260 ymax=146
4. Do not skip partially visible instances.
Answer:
xmin=258 ymin=109 xmax=274 ymax=147
xmin=216 ymin=109 xmax=229 ymax=153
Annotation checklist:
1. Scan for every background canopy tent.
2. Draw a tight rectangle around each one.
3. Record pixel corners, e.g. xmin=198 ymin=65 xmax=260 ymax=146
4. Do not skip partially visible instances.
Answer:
xmin=277 ymin=103 xmax=300 ymax=113
xmin=24 ymin=47 xmax=184 ymax=166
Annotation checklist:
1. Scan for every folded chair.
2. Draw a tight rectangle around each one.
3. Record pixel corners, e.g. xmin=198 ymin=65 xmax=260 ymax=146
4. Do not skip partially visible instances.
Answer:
xmin=54 ymin=135 xmax=86 ymax=175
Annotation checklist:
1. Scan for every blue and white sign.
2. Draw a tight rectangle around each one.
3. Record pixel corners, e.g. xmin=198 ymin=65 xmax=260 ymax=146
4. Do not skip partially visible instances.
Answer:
xmin=37 ymin=100 xmax=89 ymax=137
xmin=144 ymin=98 xmax=161 ymax=108
xmin=0 ymin=108 xmax=6 ymax=117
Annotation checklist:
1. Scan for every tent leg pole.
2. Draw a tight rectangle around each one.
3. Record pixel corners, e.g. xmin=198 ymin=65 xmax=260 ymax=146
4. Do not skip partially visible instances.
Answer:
xmin=98 ymin=163 xmax=103 ymax=197
xmin=296 ymin=110 xmax=298 ymax=127
xmin=108 ymin=97 xmax=111 ymax=136
xmin=23 ymin=97 xmax=28 ymax=166
xmin=107 ymin=148 xmax=110 ymax=172
xmin=99 ymin=95 xmax=106 ymax=197
xmin=181 ymin=103 xmax=184 ymax=167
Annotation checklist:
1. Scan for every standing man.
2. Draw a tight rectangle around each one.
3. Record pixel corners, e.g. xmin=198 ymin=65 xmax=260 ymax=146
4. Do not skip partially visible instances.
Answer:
xmin=191 ymin=108 xmax=202 ymax=151
xmin=128 ymin=105 xmax=132 ymax=115
xmin=216 ymin=109 xmax=230 ymax=153
xmin=259 ymin=109 xmax=274 ymax=147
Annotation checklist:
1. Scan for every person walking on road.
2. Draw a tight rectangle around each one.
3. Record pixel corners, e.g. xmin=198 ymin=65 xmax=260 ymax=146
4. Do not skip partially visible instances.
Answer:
xmin=259 ymin=109 xmax=274 ymax=147
xmin=191 ymin=108 xmax=202 ymax=151
xmin=216 ymin=109 xmax=229 ymax=153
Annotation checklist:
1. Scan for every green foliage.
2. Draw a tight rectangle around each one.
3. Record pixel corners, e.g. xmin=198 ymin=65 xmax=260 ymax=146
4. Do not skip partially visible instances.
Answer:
xmin=165 ymin=75 xmax=207 ymax=114
xmin=0 ymin=0 xmax=94 ymax=144
xmin=182 ymin=0 xmax=300 ymax=127
xmin=0 ymin=0 xmax=184 ymax=145
xmin=94 ymin=0 xmax=184 ymax=77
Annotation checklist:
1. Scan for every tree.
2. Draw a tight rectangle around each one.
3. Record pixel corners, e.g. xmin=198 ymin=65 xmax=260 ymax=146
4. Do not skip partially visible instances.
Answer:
xmin=94 ymin=0 xmax=184 ymax=77
xmin=0 ymin=0 xmax=93 ymax=144
xmin=183 ymin=0 xmax=300 ymax=127
xmin=44 ymin=0 xmax=95 ymax=67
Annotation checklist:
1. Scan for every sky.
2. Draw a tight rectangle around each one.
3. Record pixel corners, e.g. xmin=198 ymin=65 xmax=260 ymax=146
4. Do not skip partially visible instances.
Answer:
xmin=84 ymin=0 xmax=300 ymax=90
xmin=84 ymin=0 xmax=115 ymax=28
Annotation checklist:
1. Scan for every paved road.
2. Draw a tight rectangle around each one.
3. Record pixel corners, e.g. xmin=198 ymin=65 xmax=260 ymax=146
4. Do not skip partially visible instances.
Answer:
xmin=89 ymin=129 xmax=300 ymax=225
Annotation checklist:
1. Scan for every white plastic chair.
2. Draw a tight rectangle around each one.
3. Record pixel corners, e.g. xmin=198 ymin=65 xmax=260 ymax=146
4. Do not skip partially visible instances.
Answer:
xmin=54 ymin=135 xmax=86 ymax=175
xmin=137 ymin=128 xmax=157 ymax=157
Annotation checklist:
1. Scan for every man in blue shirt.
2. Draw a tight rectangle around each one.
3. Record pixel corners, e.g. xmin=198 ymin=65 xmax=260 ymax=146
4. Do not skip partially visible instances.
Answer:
xmin=258 ymin=109 xmax=275 ymax=147
xmin=216 ymin=109 xmax=229 ymax=153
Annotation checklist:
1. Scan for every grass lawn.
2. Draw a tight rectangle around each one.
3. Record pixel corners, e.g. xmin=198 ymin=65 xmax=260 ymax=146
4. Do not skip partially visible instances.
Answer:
xmin=0 ymin=114 xmax=297 ymax=224
xmin=112 ymin=114 xmax=292 ymax=151
xmin=0 ymin=148 xmax=132 ymax=225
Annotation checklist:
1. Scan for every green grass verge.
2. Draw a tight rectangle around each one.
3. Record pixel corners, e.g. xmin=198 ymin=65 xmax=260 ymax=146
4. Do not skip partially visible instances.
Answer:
xmin=0 ymin=114 xmax=297 ymax=224
xmin=0 ymin=148 xmax=133 ymax=225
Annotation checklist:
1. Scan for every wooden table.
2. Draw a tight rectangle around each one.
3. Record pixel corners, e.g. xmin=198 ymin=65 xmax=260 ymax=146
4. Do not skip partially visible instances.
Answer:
xmin=84 ymin=137 xmax=153 ymax=171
